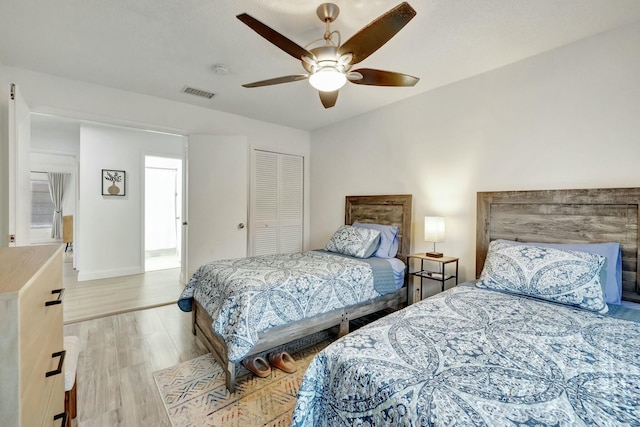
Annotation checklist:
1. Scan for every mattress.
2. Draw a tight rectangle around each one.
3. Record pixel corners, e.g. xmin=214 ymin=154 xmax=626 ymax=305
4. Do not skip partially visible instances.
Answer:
xmin=291 ymin=284 xmax=640 ymax=426
xmin=177 ymin=250 xmax=397 ymax=363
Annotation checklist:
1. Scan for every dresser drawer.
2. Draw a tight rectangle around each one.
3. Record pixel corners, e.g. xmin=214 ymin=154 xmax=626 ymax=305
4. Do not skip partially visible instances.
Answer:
xmin=21 ymin=372 xmax=65 ymax=427
xmin=18 ymin=249 xmax=64 ymax=426
xmin=19 ymin=254 xmax=63 ymax=356
xmin=20 ymin=322 xmax=64 ymax=426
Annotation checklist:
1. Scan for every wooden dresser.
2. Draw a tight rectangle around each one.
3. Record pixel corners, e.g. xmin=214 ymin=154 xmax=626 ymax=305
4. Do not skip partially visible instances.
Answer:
xmin=0 ymin=245 xmax=66 ymax=427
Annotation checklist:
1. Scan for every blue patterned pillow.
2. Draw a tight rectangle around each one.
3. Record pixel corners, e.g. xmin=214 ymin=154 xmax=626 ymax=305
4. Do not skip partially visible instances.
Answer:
xmin=325 ymin=225 xmax=381 ymax=259
xmin=353 ymin=221 xmax=399 ymax=258
xmin=478 ymin=240 xmax=608 ymax=313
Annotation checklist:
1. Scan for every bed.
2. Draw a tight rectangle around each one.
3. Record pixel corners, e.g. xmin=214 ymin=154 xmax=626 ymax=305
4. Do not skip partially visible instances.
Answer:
xmin=178 ymin=194 xmax=412 ymax=392
xmin=291 ymin=188 xmax=640 ymax=426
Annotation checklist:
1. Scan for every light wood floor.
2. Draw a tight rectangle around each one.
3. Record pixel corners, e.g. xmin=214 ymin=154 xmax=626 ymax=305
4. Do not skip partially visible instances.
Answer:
xmin=64 ymin=304 xmax=208 ymax=426
xmin=60 ymin=251 xmax=203 ymax=425
xmin=63 ymin=253 xmax=184 ymax=324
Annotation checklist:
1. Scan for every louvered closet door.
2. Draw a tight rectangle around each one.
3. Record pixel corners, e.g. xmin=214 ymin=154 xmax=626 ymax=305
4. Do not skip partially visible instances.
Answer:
xmin=253 ymin=151 xmax=279 ymax=256
xmin=251 ymin=150 xmax=303 ymax=256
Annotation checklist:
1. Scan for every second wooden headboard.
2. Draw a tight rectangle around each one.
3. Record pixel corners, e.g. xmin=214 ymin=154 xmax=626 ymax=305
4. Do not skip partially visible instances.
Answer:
xmin=476 ymin=188 xmax=640 ymax=302
xmin=344 ymin=194 xmax=413 ymax=261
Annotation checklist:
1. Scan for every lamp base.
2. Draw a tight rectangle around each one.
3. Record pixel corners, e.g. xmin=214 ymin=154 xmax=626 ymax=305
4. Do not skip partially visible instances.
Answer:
xmin=425 ymin=251 xmax=443 ymax=258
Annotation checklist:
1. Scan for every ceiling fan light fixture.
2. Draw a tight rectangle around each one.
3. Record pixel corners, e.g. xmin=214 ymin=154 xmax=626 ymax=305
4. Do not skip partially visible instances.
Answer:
xmin=237 ymin=2 xmax=419 ymax=108
xmin=309 ymin=67 xmax=347 ymax=92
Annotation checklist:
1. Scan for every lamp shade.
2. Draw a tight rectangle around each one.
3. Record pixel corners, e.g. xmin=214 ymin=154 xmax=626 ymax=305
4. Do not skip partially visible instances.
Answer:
xmin=424 ymin=216 xmax=445 ymax=243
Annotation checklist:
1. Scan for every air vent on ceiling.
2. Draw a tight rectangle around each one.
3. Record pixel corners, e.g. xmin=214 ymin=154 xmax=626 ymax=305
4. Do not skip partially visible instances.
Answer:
xmin=182 ymin=86 xmax=215 ymax=99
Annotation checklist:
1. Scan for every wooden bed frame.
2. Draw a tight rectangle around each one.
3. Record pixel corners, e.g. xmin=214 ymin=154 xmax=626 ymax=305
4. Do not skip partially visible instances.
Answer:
xmin=476 ymin=188 xmax=640 ymax=302
xmin=192 ymin=194 xmax=413 ymax=392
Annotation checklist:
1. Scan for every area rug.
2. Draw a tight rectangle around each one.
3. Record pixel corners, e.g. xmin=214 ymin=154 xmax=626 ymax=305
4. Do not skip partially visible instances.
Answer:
xmin=153 ymin=340 xmax=331 ymax=427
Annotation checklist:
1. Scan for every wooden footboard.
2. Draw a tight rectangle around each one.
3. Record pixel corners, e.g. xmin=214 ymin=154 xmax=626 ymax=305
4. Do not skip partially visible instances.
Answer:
xmin=193 ymin=302 xmax=236 ymax=391
xmin=192 ymin=286 xmax=407 ymax=392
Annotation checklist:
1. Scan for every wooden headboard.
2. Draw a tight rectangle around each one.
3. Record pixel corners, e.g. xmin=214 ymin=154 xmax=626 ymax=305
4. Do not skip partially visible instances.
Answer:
xmin=345 ymin=194 xmax=412 ymax=261
xmin=476 ymin=188 xmax=640 ymax=302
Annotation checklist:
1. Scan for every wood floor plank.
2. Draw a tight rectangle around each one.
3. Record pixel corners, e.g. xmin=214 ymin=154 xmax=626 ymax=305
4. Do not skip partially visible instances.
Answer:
xmin=77 ymin=408 xmax=124 ymax=427
xmin=78 ymin=318 xmax=121 ymax=420
xmin=117 ymin=363 xmax=171 ymax=427
xmin=144 ymin=330 xmax=183 ymax=372
xmin=114 ymin=313 xmax=148 ymax=368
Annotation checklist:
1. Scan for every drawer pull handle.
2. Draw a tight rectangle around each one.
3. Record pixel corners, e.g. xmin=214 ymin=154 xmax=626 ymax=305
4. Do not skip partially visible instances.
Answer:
xmin=53 ymin=411 xmax=68 ymax=427
xmin=45 ymin=288 xmax=66 ymax=306
xmin=46 ymin=350 xmax=66 ymax=378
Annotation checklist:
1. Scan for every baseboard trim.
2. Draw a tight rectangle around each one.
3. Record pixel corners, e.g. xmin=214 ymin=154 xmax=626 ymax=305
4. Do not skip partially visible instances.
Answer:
xmin=64 ymin=300 xmax=176 ymax=324
xmin=77 ymin=266 xmax=143 ymax=281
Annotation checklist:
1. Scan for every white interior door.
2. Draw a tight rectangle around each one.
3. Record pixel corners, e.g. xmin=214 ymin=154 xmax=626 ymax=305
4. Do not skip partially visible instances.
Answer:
xmin=186 ymin=135 xmax=248 ymax=278
xmin=8 ymin=84 xmax=31 ymax=246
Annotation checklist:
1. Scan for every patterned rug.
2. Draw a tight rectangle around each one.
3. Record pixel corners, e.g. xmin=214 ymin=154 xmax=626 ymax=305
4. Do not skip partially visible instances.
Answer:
xmin=153 ymin=340 xmax=331 ymax=427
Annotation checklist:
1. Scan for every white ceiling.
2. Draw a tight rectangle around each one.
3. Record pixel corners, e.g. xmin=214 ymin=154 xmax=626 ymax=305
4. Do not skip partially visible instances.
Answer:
xmin=2 ymin=0 xmax=640 ymax=131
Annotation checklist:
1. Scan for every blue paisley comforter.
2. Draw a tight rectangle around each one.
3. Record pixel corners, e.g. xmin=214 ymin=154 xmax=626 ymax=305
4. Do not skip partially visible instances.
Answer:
xmin=178 ymin=251 xmax=388 ymax=363
xmin=291 ymin=285 xmax=640 ymax=426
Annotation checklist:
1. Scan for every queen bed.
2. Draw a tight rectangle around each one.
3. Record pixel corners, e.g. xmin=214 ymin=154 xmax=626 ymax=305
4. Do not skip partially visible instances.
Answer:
xmin=178 ymin=194 xmax=412 ymax=392
xmin=291 ymin=188 xmax=640 ymax=426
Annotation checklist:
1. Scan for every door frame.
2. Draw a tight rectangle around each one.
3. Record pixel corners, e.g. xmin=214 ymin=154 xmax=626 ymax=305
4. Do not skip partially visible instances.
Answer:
xmin=7 ymin=83 xmax=32 ymax=246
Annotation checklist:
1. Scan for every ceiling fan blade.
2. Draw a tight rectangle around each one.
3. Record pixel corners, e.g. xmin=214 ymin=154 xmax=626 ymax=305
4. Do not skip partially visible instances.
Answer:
xmin=242 ymin=74 xmax=309 ymax=88
xmin=237 ymin=13 xmax=315 ymax=62
xmin=338 ymin=2 xmax=416 ymax=65
xmin=319 ymin=90 xmax=339 ymax=108
xmin=349 ymin=68 xmax=419 ymax=86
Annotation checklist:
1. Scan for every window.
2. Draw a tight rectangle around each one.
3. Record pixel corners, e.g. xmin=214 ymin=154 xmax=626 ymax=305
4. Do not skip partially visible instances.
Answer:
xmin=30 ymin=173 xmax=54 ymax=229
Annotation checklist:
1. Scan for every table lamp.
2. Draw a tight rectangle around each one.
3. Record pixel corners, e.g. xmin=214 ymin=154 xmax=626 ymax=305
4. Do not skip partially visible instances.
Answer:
xmin=424 ymin=216 xmax=445 ymax=257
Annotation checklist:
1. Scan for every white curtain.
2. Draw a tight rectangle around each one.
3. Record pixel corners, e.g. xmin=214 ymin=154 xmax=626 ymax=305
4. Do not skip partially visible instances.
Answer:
xmin=47 ymin=172 xmax=70 ymax=239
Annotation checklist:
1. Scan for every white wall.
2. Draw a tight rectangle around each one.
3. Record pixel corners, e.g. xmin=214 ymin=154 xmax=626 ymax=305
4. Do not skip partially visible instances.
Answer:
xmin=0 ymin=66 xmax=312 ymax=253
xmin=310 ymin=23 xmax=640 ymax=293
xmin=78 ymin=123 xmax=184 ymax=280
xmin=31 ymin=118 xmax=80 ymax=154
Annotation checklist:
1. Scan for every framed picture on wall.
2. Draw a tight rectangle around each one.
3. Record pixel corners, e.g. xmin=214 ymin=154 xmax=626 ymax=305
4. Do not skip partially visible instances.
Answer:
xmin=102 ymin=169 xmax=126 ymax=196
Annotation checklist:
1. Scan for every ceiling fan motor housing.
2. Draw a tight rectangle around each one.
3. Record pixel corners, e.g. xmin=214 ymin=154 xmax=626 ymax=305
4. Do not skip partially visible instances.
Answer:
xmin=301 ymin=46 xmax=352 ymax=74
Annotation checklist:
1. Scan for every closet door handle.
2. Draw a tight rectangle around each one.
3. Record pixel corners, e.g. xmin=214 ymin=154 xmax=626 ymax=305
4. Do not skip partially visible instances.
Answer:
xmin=45 ymin=288 xmax=66 ymax=306
xmin=46 ymin=350 xmax=66 ymax=378
xmin=53 ymin=411 xmax=68 ymax=427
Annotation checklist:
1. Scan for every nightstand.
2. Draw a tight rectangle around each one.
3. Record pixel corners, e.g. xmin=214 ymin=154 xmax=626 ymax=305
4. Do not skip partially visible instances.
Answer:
xmin=406 ymin=253 xmax=459 ymax=304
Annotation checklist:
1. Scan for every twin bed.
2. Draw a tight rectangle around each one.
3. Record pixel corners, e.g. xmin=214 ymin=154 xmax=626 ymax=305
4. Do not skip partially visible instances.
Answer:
xmin=179 ymin=188 xmax=640 ymax=425
xmin=178 ymin=194 xmax=413 ymax=392
xmin=291 ymin=188 xmax=640 ymax=426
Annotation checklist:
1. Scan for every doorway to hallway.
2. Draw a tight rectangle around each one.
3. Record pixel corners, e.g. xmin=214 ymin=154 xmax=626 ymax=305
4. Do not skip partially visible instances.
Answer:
xmin=145 ymin=155 xmax=182 ymax=272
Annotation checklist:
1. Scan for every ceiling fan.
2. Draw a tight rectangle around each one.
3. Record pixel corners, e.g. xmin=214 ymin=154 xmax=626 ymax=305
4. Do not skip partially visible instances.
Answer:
xmin=236 ymin=2 xmax=419 ymax=109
